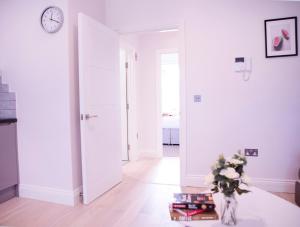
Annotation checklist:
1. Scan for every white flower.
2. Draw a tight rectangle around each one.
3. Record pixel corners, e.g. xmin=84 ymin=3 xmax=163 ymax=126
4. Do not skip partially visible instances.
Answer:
xmin=236 ymin=152 xmax=245 ymax=158
xmin=212 ymin=162 xmax=220 ymax=170
xmin=229 ymin=158 xmax=244 ymax=165
xmin=225 ymin=156 xmax=231 ymax=162
xmin=204 ymin=173 xmax=215 ymax=186
xmin=219 ymin=167 xmax=240 ymax=179
xmin=241 ymin=174 xmax=251 ymax=185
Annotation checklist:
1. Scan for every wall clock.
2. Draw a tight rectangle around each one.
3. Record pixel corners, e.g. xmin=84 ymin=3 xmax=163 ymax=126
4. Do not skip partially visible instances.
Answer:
xmin=41 ymin=6 xmax=64 ymax=33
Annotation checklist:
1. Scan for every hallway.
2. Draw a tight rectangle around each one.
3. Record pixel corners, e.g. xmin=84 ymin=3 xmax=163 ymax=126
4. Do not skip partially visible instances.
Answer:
xmin=123 ymin=157 xmax=180 ymax=185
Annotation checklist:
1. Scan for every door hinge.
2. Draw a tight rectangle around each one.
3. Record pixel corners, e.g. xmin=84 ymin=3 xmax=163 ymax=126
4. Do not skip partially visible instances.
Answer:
xmin=127 ymin=144 xmax=130 ymax=150
xmin=80 ymin=114 xmax=84 ymax=120
xmin=126 ymin=103 xmax=129 ymax=110
xmin=135 ymin=52 xmax=138 ymax=61
xmin=125 ymin=62 xmax=129 ymax=69
xmin=79 ymin=192 xmax=83 ymax=197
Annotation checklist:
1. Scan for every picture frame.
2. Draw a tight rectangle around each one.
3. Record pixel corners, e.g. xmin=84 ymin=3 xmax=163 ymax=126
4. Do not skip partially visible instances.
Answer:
xmin=264 ymin=17 xmax=298 ymax=58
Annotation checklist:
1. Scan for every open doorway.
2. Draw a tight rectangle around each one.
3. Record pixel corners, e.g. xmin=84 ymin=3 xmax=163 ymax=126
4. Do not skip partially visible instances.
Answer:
xmin=159 ymin=50 xmax=180 ymax=157
xmin=121 ymin=29 xmax=182 ymax=160
xmin=121 ymin=30 xmax=180 ymax=159
xmin=119 ymin=27 xmax=185 ymax=186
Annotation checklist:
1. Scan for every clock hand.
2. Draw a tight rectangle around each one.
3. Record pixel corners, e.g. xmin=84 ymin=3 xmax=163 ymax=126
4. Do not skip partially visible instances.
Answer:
xmin=50 ymin=18 xmax=60 ymax=23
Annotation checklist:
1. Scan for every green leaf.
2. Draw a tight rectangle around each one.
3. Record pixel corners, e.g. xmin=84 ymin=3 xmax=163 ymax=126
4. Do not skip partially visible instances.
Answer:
xmin=236 ymin=187 xmax=251 ymax=195
xmin=211 ymin=186 xmax=219 ymax=193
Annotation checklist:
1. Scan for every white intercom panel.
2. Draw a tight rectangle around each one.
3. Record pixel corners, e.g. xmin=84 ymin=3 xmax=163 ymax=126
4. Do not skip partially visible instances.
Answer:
xmin=234 ymin=57 xmax=252 ymax=81
xmin=234 ymin=57 xmax=252 ymax=72
xmin=234 ymin=57 xmax=246 ymax=72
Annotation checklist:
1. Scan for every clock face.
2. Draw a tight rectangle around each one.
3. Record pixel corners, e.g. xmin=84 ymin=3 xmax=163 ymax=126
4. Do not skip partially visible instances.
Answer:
xmin=41 ymin=6 xmax=64 ymax=33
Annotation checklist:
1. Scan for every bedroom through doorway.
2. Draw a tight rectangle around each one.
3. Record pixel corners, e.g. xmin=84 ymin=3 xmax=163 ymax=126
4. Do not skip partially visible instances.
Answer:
xmin=159 ymin=51 xmax=180 ymax=157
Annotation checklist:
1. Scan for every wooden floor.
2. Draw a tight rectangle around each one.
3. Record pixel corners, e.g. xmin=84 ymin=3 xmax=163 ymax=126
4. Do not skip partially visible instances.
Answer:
xmin=0 ymin=157 xmax=296 ymax=227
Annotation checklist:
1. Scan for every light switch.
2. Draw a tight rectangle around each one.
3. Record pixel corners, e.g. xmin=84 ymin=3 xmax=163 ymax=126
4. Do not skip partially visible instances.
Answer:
xmin=194 ymin=95 xmax=201 ymax=103
xmin=244 ymin=148 xmax=258 ymax=157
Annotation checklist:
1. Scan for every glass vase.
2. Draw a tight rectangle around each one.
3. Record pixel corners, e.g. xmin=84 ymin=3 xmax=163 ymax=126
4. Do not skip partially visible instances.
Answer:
xmin=221 ymin=194 xmax=237 ymax=225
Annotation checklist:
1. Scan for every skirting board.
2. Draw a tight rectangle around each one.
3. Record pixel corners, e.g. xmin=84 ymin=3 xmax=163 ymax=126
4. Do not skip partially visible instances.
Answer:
xmin=182 ymin=175 xmax=296 ymax=193
xmin=19 ymin=184 xmax=82 ymax=206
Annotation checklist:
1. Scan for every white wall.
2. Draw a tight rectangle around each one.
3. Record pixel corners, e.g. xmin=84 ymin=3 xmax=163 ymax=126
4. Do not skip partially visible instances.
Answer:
xmin=68 ymin=0 xmax=106 ymax=190
xmin=0 ymin=0 xmax=74 ymax=204
xmin=0 ymin=0 xmax=107 ymax=205
xmin=106 ymin=0 xmax=300 ymax=192
xmin=183 ymin=0 xmax=300 ymax=192
xmin=136 ymin=32 xmax=179 ymax=156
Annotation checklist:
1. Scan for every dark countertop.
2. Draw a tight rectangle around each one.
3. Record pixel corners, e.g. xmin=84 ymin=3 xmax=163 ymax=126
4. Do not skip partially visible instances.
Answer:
xmin=0 ymin=118 xmax=17 ymax=124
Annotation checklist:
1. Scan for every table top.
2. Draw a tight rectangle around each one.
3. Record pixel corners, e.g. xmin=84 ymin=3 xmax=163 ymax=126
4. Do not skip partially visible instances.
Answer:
xmin=180 ymin=187 xmax=300 ymax=227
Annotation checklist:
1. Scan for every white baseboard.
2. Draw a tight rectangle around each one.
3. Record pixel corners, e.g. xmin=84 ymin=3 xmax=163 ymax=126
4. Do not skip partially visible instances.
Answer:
xmin=19 ymin=184 xmax=82 ymax=206
xmin=252 ymin=178 xmax=295 ymax=193
xmin=129 ymin=151 xmax=139 ymax=161
xmin=182 ymin=174 xmax=296 ymax=193
xmin=73 ymin=185 xmax=83 ymax=205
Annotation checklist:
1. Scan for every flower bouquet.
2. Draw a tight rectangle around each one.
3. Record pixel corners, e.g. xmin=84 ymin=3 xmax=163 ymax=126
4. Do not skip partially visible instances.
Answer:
xmin=205 ymin=151 xmax=250 ymax=225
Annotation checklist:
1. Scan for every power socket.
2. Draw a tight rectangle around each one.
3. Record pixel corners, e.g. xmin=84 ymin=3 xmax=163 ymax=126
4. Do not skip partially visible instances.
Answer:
xmin=244 ymin=148 xmax=258 ymax=157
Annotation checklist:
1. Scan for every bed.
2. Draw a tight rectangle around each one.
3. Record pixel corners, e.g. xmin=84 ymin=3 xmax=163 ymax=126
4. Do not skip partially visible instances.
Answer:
xmin=162 ymin=115 xmax=179 ymax=145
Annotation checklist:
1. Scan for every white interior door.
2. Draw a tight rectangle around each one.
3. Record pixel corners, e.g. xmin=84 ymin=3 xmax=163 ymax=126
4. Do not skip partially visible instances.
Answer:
xmin=78 ymin=13 xmax=122 ymax=205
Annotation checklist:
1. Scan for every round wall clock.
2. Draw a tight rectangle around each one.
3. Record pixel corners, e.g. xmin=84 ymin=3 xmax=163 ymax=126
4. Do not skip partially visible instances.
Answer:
xmin=41 ymin=6 xmax=64 ymax=33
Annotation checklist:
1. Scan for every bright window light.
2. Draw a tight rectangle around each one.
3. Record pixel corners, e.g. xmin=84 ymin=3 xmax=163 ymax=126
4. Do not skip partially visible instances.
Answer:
xmin=159 ymin=29 xmax=179 ymax=33
xmin=161 ymin=53 xmax=179 ymax=115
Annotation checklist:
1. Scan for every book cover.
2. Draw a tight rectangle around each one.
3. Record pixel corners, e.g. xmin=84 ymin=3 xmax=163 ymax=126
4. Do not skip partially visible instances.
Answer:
xmin=173 ymin=208 xmax=206 ymax=217
xmin=174 ymin=193 xmax=214 ymax=204
xmin=171 ymin=203 xmax=215 ymax=210
xmin=172 ymin=193 xmax=216 ymax=210
xmin=169 ymin=209 xmax=219 ymax=221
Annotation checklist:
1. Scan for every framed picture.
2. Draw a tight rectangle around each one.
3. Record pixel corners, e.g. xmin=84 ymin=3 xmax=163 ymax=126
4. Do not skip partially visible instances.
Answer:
xmin=264 ymin=17 xmax=298 ymax=58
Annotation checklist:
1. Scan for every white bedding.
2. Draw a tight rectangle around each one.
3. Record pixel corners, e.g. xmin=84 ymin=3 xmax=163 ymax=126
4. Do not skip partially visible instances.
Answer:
xmin=162 ymin=115 xmax=179 ymax=128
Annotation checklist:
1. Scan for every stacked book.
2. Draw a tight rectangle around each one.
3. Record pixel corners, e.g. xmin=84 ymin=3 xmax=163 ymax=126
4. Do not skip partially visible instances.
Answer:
xmin=169 ymin=193 xmax=219 ymax=221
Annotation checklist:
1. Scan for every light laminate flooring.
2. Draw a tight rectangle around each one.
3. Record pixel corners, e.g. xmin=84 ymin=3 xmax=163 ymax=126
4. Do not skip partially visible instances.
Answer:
xmin=0 ymin=157 xmax=296 ymax=227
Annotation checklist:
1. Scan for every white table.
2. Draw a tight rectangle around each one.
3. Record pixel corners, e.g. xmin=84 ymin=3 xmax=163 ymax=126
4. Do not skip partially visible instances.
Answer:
xmin=180 ymin=187 xmax=300 ymax=227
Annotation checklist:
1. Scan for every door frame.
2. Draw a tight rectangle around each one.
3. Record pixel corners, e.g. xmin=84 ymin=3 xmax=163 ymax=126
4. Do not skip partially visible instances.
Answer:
xmin=120 ymin=39 xmax=139 ymax=161
xmin=178 ymin=22 xmax=187 ymax=186
xmin=120 ymin=48 xmax=129 ymax=161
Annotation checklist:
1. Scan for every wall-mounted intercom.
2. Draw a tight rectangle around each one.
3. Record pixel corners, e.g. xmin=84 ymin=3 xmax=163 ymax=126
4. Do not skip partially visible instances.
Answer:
xmin=234 ymin=57 xmax=252 ymax=81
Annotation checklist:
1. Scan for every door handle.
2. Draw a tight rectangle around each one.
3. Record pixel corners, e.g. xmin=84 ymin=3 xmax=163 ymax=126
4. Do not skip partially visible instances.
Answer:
xmin=85 ymin=114 xmax=98 ymax=120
